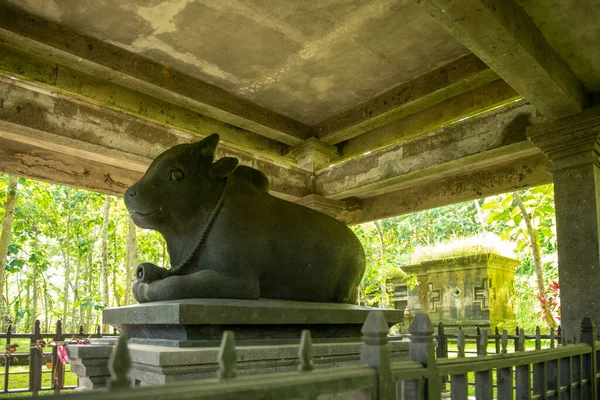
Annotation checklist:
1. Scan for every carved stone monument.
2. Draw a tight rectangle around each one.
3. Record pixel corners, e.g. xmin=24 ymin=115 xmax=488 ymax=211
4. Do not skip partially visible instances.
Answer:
xmin=397 ymin=253 xmax=518 ymax=332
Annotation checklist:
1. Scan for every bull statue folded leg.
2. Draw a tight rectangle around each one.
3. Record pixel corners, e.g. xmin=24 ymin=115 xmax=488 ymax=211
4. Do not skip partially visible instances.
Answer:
xmin=124 ymin=134 xmax=366 ymax=304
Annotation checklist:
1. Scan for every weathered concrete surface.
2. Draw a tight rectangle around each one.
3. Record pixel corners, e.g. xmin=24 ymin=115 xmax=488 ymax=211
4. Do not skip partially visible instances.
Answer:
xmin=528 ymin=106 xmax=600 ymax=334
xmin=317 ymin=102 xmax=543 ymax=200
xmin=414 ymin=0 xmax=587 ymax=119
xmin=0 ymin=79 xmax=312 ymax=200
xmin=0 ymin=4 xmax=311 ymax=145
xmin=339 ymin=79 xmax=521 ymax=158
xmin=316 ymin=54 xmax=498 ymax=145
xmin=338 ymin=153 xmax=551 ymax=225
xmin=3 ymin=0 xmax=470 ymax=125
xmin=296 ymin=195 xmax=358 ymax=220
xmin=0 ymin=45 xmax=293 ymax=158
xmin=291 ymin=138 xmax=340 ymax=172
xmin=0 ymin=136 xmax=141 ymax=196
xmin=515 ymin=0 xmax=600 ymax=92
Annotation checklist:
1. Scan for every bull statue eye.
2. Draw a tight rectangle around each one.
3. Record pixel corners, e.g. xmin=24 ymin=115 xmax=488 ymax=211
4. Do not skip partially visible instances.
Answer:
xmin=169 ymin=169 xmax=185 ymax=182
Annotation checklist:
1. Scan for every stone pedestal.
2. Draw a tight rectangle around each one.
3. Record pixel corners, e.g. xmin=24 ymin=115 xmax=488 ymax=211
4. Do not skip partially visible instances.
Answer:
xmin=126 ymin=339 xmax=408 ymax=386
xmin=103 ymin=298 xmax=404 ymax=347
xmin=528 ymin=105 xmax=600 ymax=333
xmin=400 ymin=253 xmax=518 ymax=332
xmin=93 ymin=298 xmax=406 ymax=392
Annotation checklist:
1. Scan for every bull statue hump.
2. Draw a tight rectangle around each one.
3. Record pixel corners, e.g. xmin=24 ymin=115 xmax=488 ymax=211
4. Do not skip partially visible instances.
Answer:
xmin=125 ymin=134 xmax=366 ymax=304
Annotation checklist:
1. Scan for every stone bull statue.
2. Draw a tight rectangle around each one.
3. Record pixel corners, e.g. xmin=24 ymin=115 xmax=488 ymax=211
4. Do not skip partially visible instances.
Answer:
xmin=125 ymin=134 xmax=366 ymax=304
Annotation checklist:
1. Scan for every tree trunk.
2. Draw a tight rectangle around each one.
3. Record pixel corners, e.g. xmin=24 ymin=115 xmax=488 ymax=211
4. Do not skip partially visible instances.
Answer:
xmin=373 ymin=221 xmax=389 ymax=308
xmin=85 ymin=251 xmax=93 ymax=332
xmin=24 ymin=273 xmax=30 ymax=332
xmin=101 ymin=195 xmax=110 ymax=332
xmin=42 ymin=274 xmax=49 ymax=332
xmin=71 ymin=258 xmax=81 ymax=333
xmin=161 ymin=239 xmax=167 ymax=269
xmin=124 ymin=217 xmax=137 ymax=305
xmin=473 ymin=199 xmax=488 ymax=232
xmin=112 ymin=229 xmax=121 ymax=307
xmin=31 ymin=227 xmax=38 ymax=324
xmin=514 ymin=191 xmax=557 ymax=328
xmin=0 ymin=176 xmax=18 ymax=316
xmin=62 ymin=188 xmax=72 ymax=329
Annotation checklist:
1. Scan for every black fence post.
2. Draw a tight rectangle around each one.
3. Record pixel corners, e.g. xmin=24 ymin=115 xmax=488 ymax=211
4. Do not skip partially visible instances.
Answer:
xmin=29 ymin=320 xmax=42 ymax=395
xmin=581 ymin=316 xmax=597 ymax=398
xmin=52 ymin=320 xmax=65 ymax=393
xmin=4 ymin=324 xmax=11 ymax=393
xmin=494 ymin=327 xmax=500 ymax=354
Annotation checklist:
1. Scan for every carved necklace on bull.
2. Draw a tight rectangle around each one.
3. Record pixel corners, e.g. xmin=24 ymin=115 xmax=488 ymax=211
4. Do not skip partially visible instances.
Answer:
xmin=169 ymin=178 xmax=229 ymax=275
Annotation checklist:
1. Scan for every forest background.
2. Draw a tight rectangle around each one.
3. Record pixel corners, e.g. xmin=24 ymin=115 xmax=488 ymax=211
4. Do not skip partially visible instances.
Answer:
xmin=0 ymin=173 xmax=559 ymax=334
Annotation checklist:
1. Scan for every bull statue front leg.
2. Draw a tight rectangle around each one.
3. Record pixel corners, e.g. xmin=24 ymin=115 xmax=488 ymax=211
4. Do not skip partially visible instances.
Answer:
xmin=132 ymin=269 xmax=261 ymax=303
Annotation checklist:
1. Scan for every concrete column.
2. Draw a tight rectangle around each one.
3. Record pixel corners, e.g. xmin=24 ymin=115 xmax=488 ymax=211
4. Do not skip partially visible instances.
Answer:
xmin=290 ymin=137 xmax=340 ymax=172
xmin=528 ymin=106 xmax=600 ymax=332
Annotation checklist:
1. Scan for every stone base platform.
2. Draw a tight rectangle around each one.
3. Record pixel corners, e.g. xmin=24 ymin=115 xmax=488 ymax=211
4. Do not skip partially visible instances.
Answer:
xmin=127 ymin=339 xmax=409 ymax=386
xmin=103 ymin=298 xmax=405 ymax=347
xmin=67 ymin=338 xmax=409 ymax=389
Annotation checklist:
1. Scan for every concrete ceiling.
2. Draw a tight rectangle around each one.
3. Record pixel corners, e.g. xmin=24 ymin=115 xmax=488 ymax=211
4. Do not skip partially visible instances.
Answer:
xmin=515 ymin=0 xmax=600 ymax=91
xmin=0 ymin=0 xmax=599 ymax=224
xmin=7 ymin=0 xmax=470 ymax=125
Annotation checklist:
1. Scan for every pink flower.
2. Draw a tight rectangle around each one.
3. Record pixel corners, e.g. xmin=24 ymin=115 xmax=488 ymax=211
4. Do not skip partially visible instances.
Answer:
xmin=57 ymin=346 xmax=69 ymax=365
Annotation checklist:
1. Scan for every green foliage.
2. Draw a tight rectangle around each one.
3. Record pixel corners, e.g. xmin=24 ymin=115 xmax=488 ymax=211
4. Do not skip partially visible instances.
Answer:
xmin=352 ymin=201 xmax=484 ymax=305
xmin=352 ymin=184 xmax=558 ymax=331
xmin=482 ymin=185 xmax=556 ymax=254
xmin=0 ymin=174 xmax=168 ymax=333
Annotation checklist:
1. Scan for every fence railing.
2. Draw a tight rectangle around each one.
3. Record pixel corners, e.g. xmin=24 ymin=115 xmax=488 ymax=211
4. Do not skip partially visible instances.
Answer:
xmin=1 ymin=320 xmax=108 ymax=395
xmin=436 ymin=324 xmax=565 ymax=358
xmin=40 ymin=311 xmax=600 ymax=399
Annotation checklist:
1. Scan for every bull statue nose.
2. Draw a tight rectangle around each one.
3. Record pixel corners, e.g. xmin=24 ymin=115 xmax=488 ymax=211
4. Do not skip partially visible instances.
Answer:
xmin=126 ymin=188 xmax=137 ymax=197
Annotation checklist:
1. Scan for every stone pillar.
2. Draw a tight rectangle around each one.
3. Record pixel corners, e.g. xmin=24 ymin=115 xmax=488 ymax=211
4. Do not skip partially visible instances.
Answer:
xmin=527 ymin=105 xmax=600 ymax=332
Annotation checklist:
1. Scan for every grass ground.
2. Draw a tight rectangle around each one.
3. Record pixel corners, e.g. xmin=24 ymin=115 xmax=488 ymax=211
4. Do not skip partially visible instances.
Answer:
xmin=0 ymin=365 xmax=77 ymax=397
xmin=0 ymin=337 xmax=77 ymax=397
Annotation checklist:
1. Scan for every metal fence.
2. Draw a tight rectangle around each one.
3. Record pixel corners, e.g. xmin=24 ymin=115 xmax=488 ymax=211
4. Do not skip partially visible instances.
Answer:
xmin=39 ymin=311 xmax=600 ymax=399
xmin=1 ymin=320 xmax=107 ymax=395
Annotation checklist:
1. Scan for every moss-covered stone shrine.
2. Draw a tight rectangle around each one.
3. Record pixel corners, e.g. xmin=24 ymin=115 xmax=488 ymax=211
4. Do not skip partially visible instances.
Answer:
xmin=400 ymin=253 xmax=519 ymax=332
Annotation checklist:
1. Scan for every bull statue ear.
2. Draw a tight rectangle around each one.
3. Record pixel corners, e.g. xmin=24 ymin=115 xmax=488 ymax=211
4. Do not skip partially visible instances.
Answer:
xmin=195 ymin=133 xmax=220 ymax=161
xmin=212 ymin=157 xmax=238 ymax=178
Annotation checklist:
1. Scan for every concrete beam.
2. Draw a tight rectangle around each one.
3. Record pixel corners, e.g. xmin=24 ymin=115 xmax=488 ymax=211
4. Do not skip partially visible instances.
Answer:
xmin=339 ymin=79 xmax=521 ymax=159
xmin=339 ymin=153 xmax=551 ymax=224
xmin=0 ymin=137 xmax=140 ymax=196
xmin=0 ymin=79 xmax=312 ymax=201
xmin=414 ymin=0 xmax=587 ymax=119
xmin=317 ymin=102 xmax=542 ymax=200
xmin=0 ymin=46 xmax=294 ymax=163
xmin=0 ymin=3 xmax=311 ymax=146
xmin=316 ymin=54 xmax=498 ymax=145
